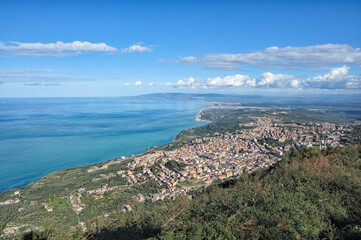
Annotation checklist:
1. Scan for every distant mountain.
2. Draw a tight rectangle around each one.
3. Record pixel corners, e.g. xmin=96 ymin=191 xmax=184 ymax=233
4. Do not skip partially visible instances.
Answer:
xmin=135 ymin=92 xmax=361 ymax=109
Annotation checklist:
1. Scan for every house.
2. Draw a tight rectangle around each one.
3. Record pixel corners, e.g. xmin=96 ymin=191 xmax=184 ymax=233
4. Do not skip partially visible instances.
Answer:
xmin=152 ymin=194 xmax=160 ymax=201
xmin=45 ymin=206 xmax=53 ymax=212
xmin=124 ymin=205 xmax=132 ymax=211
xmin=137 ymin=194 xmax=145 ymax=202
xmin=75 ymin=206 xmax=83 ymax=212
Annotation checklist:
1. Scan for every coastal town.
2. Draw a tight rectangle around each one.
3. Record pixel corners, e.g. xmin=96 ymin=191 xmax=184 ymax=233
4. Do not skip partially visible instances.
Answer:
xmin=0 ymin=113 xmax=356 ymax=237
xmin=122 ymin=115 xmax=350 ymax=200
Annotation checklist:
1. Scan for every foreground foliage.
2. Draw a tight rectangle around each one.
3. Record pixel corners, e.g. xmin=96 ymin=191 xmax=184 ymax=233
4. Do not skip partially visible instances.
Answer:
xmin=153 ymin=146 xmax=361 ymax=240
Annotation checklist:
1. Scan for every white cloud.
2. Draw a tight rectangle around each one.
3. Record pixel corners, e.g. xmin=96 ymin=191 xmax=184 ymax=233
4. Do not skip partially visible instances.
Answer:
xmin=0 ymin=41 xmax=117 ymax=56
xmin=180 ymin=56 xmax=197 ymax=62
xmin=167 ymin=66 xmax=361 ymax=90
xmin=24 ymin=83 xmax=42 ymax=86
xmin=175 ymin=77 xmax=196 ymax=87
xmin=170 ymin=73 xmax=299 ymax=89
xmin=306 ymin=65 xmax=349 ymax=83
xmin=345 ymin=78 xmax=361 ymax=89
xmin=0 ymin=69 xmax=52 ymax=74
xmin=44 ymin=83 xmax=61 ymax=86
xmin=23 ymin=82 xmax=61 ymax=87
xmin=304 ymin=65 xmax=361 ymax=89
xmin=122 ymin=81 xmax=156 ymax=86
xmin=246 ymin=78 xmax=257 ymax=87
xmin=170 ymin=44 xmax=361 ymax=70
xmin=257 ymin=72 xmax=300 ymax=88
xmin=0 ymin=74 xmax=97 ymax=83
xmin=121 ymin=42 xmax=153 ymax=53
xmin=0 ymin=69 xmax=121 ymax=83
xmin=206 ymin=74 xmax=255 ymax=87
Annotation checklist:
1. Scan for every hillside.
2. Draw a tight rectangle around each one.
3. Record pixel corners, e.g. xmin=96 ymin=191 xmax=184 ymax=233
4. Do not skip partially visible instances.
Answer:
xmin=20 ymin=145 xmax=361 ymax=240
xmin=153 ymin=145 xmax=361 ymax=239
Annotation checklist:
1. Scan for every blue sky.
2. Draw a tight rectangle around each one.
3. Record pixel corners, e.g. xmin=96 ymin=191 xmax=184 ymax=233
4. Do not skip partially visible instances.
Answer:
xmin=0 ymin=0 xmax=361 ymax=97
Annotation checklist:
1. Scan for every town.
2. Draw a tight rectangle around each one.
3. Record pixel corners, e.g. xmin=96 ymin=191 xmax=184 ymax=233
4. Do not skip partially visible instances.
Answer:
xmin=0 ymin=114 xmax=355 ymax=237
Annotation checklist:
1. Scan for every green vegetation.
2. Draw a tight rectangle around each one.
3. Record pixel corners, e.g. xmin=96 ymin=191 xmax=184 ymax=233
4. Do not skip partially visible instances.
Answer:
xmin=0 ymin=157 xmax=132 ymax=237
xmin=20 ymin=145 xmax=361 ymax=240
xmin=131 ymin=180 xmax=162 ymax=195
xmin=165 ymin=160 xmax=187 ymax=171
xmin=263 ymin=137 xmax=294 ymax=148
xmin=154 ymin=146 xmax=361 ymax=240
xmin=48 ymin=199 xmax=68 ymax=210
xmin=178 ymin=180 xmax=205 ymax=187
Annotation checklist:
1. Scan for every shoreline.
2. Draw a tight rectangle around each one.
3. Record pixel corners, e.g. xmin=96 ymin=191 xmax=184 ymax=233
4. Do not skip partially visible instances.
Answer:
xmin=1 ymin=104 xmax=271 ymax=193
xmin=195 ymin=108 xmax=212 ymax=123
xmin=1 ymin=105 xmax=212 ymax=193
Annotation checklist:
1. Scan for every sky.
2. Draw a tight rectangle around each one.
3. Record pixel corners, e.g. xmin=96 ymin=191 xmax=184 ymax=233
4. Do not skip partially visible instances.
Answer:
xmin=0 ymin=0 xmax=361 ymax=97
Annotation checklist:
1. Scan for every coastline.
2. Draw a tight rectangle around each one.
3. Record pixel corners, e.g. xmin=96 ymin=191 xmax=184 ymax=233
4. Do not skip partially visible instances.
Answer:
xmin=1 ymin=104 xmax=210 ymax=193
xmin=0 ymin=104 xmax=280 ymax=195
xmin=195 ymin=108 xmax=212 ymax=123
xmin=0 ymin=103 xmax=289 ymax=194
xmin=2 ymin=104 xmax=267 ymax=193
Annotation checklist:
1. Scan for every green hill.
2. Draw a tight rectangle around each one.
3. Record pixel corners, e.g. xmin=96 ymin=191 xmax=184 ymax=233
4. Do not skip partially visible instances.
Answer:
xmin=22 ymin=145 xmax=361 ymax=240
xmin=153 ymin=145 xmax=361 ymax=240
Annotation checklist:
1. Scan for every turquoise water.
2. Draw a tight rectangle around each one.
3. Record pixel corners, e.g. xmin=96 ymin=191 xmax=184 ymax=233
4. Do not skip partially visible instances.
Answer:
xmin=0 ymin=98 xmax=209 ymax=191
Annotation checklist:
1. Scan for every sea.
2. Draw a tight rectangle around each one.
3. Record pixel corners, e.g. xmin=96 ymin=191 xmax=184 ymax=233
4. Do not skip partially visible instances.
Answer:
xmin=0 ymin=97 xmax=210 ymax=192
